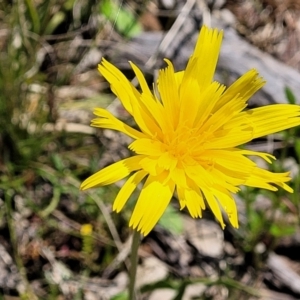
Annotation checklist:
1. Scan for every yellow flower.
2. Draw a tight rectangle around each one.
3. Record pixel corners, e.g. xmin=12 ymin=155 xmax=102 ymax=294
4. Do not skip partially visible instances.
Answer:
xmin=81 ymin=26 xmax=300 ymax=236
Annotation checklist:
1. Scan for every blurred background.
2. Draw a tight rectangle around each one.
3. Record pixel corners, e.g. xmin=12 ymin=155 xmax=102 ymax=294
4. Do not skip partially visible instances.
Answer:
xmin=1 ymin=0 xmax=300 ymax=299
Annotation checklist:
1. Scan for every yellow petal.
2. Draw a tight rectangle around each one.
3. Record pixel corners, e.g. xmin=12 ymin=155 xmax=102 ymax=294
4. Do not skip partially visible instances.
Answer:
xmin=139 ymin=156 xmax=160 ymax=176
xmin=174 ymin=70 xmax=184 ymax=88
xmin=245 ymin=167 xmax=293 ymax=193
xmin=98 ymin=58 xmax=139 ymax=115
xmin=129 ymin=62 xmax=152 ymax=96
xmin=139 ymin=93 xmax=166 ymax=138
xmin=92 ymin=108 xmax=145 ymax=140
xmin=204 ymin=125 xmax=254 ymax=149
xmin=209 ymin=167 xmax=242 ymax=193
xmin=204 ymin=149 xmax=256 ymax=173
xmin=131 ymin=98 xmax=164 ymax=138
xmin=237 ymin=149 xmax=275 ymax=163
xmin=80 ymin=156 xmax=144 ymax=190
xmin=185 ymin=164 xmax=213 ymax=189
xmin=199 ymin=94 xmax=246 ymax=134
xmin=130 ymin=62 xmax=168 ymax=138
xmin=214 ymin=69 xmax=265 ymax=111
xmin=245 ymin=104 xmax=300 ymax=138
xmin=192 ymin=82 xmax=226 ymax=128
xmin=212 ymin=187 xmax=239 ymax=228
xmin=176 ymin=186 xmax=186 ymax=210
xmin=170 ymin=166 xmax=187 ymax=188
xmin=184 ymin=186 xmax=205 ymax=218
xmin=202 ymin=187 xmax=225 ymax=229
xmin=99 ymin=59 xmax=162 ymax=138
xmin=179 ymin=79 xmax=227 ymax=132
xmin=157 ymin=152 xmax=177 ymax=171
xmin=178 ymin=65 xmax=202 ymax=127
xmin=158 ymin=60 xmax=180 ymax=128
xmin=183 ymin=26 xmax=223 ymax=92
xmin=113 ymin=170 xmax=148 ymax=212
xmin=129 ymin=138 xmax=165 ymax=156
xmin=129 ymin=175 xmax=175 ymax=235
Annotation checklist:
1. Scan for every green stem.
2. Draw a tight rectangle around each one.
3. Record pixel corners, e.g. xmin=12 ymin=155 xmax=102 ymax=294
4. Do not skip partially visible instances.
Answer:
xmin=24 ymin=0 xmax=41 ymax=34
xmin=40 ymin=186 xmax=61 ymax=218
xmin=128 ymin=230 xmax=141 ymax=300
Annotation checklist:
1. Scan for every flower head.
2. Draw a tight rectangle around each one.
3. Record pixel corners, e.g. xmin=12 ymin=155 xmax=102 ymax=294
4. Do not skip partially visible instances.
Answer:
xmin=81 ymin=26 xmax=300 ymax=236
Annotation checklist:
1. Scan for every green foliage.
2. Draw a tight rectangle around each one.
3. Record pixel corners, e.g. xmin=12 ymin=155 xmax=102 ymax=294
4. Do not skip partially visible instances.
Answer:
xmin=0 ymin=3 xmax=50 ymax=171
xmin=159 ymin=204 xmax=184 ymax=235
xmin=269 ymin=223 xmax=295 ymax=237
xmin=285 ymin=86 xmax=297 ymax=104
xmin=0 ymin=1 xmax=118 ymax=298
xmin=111 ymin=291 xmax=129 ymax=300
xmin=100 ymin=0 xmax=142 ymax=38
xmin=0 ymin=0 xmax=104 ymax=173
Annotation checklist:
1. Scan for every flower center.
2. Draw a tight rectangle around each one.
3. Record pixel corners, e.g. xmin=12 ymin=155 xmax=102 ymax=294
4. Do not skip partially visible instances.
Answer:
xmin=164 ymin=124 xmax=201 ymax=162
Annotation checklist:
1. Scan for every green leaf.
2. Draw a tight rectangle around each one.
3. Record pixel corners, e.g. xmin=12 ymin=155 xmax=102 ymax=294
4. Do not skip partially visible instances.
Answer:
xmin=284 ymin=86 xmax=297 ymax=104
xmin=270 ymin=224 xmax=295 ymax=237
xmin=44 ymin=11 xmax=66 ymax=35
xmin=159 ymin=205 xmax=184 ymax=235
xmin=25 ymin=0 xmax=41 ymax=34
xmin=110 ymin=291 xmax=128 ymax=300
xmin=100 ymin=0 xmax=141 ymax=38
xmin=51 ymin=153 xmax=65 ymax=172
xmin=64 ymin=0 xmax=77 ymax=11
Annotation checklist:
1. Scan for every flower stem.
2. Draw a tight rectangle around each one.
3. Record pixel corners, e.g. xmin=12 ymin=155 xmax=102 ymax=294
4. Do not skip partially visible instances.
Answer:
xmin=128 ymin=229 xmax=141 ymax=300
